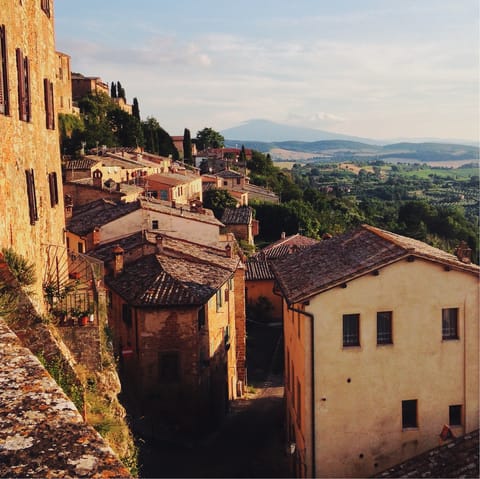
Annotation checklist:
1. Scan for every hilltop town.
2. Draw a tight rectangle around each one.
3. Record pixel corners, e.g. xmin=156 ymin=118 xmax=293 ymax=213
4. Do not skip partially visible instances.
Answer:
xmin=0 ymin=2 xmax=479 ymax=478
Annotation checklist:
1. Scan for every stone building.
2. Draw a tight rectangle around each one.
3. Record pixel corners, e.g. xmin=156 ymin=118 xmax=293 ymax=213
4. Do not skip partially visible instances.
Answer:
xmin=55 ymin=51 xmax=73 ymax=114
xmin=71 ymin=72 xmax=109 ymax=101
xmin=221 ymin=206 xmax=259 ymax=246
xmin=92 ymin=232 xmax=247 ymax=435
xmin=0 ymin=0 xmax=66 ymax=305
xmin=272 ymin=225 xmax=479 ymax=478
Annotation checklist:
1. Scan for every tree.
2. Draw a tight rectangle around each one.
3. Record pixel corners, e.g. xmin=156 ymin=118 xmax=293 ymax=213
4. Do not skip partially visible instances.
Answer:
xmin=110 ymin=82 xmax=117 ymax=98
xmin=183 ymin=128 xmax=193 ymax=164
xmin=141 ymin=117 xmax=179 ymax=159
xmin=132 ymin=97 xmax=140 ymax=121
xmin=196 ymin=127 xmax=224 ymax=150
xmin=203 ymin=189 xmax=237 ymax=219
xmin=117 ymin=81 xmax=126 ymax=101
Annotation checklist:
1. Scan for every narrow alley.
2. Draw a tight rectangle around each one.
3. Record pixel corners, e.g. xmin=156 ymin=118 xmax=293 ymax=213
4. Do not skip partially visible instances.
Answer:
xmin=138 ymin=322 xmax=289 ymax=478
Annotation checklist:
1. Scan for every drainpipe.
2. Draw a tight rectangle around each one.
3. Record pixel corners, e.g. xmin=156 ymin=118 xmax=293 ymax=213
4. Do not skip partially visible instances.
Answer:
xmin=288 ymin=303 xmax=316 ymax=479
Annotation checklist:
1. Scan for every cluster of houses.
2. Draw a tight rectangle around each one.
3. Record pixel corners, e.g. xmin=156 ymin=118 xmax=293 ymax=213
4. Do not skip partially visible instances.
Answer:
xmin=1 ymin=1 xmax=478 ymax=477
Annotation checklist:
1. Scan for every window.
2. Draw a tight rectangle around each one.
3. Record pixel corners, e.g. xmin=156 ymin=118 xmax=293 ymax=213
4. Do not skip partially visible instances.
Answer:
xmin=43 ymin=78 xmax=55 ymax=129
xmin=223 ymin=181 xmax=228 ymax=186
xmin=25 ymin=169 xmax=38 ymax=225
xmin=48 ymin=172 xmax=58 ymax=207
xmin=449 ymin=405 xmax=462 ymax=426
xmin=377 ymin=311 xmax=393 ymax=344
xmin=159 ymin=190 xmax=168 ymax=200
xmin=121 ymin=303 xmax=132 ymax=328
xmin=402 ymin=399 xmax=417 ymax=428
xmin=197 ymin=306 xmax=205 ymax=330
xmin=442 ymin=308 xmax=459 ymax=340
xmin=0 ymin=25 xmax=9 ymax=115
xmin=41 ymin=0 xmax=51 ymax=17
xmin=77 ymin=242 xmax=84 ymax=253
xmin=159 ymin=352 xmax=179 ymax=383
xmin=216 ymin=288 xmax=223 ymax=311
xmin=152 ymin=219 xmax=159 ymax=229
xmin=16 ymin=48 xmax=31 ymax=122
xmin=343 ymin=314 xmax=360 ymax=347
xmin=236 ymin=178 xmax=241 ymax=185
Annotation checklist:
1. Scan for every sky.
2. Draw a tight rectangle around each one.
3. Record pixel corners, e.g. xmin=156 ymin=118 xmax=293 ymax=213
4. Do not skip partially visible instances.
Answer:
xmin=54 ymin=0 xmax=479 ymax=141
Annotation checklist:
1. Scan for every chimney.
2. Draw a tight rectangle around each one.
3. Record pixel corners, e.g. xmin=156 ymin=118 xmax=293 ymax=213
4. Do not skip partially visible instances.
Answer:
xmin=280 ymin=232 xmax=286 ymax=240
xmin=156 ymin=235 xmax=164 ymax=254
xmin=225 ymin=244 xmax=233 ymax=258
xmin=455 ymin=241 xmax=472 ymax=264
xmin=92 ymin=169 xmax=103 ymax=189
xmin=92 ymin=226 xmax=100 ymax=246
xmin=112 ymin=245 xmax=125 ymax=277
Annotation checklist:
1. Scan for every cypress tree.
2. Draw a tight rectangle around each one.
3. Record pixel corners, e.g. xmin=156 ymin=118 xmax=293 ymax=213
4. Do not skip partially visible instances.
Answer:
xmin=110 ymin=82 xmax=117 ymax=98
xmin=183 ymin=128 xmax=192 ymax=164
xmin=117 ymin=81 xmax=126 ymax=101
xmin=132 ymin=97 xmax=140 ymax=121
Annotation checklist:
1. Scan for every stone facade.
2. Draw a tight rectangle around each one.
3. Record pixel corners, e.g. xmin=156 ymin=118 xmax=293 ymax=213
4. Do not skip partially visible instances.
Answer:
xmin=0 ymin=0 xmax=66 ymax=308
xmin=55 ymin=51 xmax=73 ymax=114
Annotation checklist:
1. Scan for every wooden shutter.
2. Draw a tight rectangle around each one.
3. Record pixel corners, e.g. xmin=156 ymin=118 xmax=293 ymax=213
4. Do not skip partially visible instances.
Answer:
xmin=16 ymin=48 xmax=26 ymax=121
xmin=44 ymin=79 xmax=55 ymax=129
xmin=41 ymin=0 xmax=51 ymax=18
xmin=24 ymin=56 xmax=31 ymax=121
xmin=48 ymin=172 xmax=58 ymax=207
xmin=0 ymin=25 xmax=9 ymax=115
xmin=25 ymin=169 xmax=38 ymax=225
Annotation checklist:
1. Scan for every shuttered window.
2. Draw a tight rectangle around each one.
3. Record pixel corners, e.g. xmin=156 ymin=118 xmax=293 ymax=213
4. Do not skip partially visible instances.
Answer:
xmin=43 ymin=78 xmax=55 ymax=129
xmin=41 ymin=0 xmax=51 ymax=18
xmin=48 ymin=172 xmax=58 ymax=207
xmin=25 ymin=169 xmax=38 ymax=225
xmin=0 ymin=25 xmax=9 ymax=115
xmin=16 ymin=48 xmax=31 ymax=122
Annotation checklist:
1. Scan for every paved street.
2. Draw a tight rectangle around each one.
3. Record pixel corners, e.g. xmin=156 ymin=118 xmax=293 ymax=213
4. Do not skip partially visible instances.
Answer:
xmin=139 ymin=323 xmax=289 ymax=478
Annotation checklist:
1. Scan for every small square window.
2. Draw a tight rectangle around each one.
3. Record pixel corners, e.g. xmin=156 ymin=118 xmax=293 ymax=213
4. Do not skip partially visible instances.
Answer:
xmin=343 ymin=314 xmax=360 ymax=347
xmin=449 ymin=405 xmax=462 ymax=426
xmin=402 ymin=399 xmax=417 ymax=428
xmin=442 ymin=308 xmax=459 ymax=340
xmin=152 ymin=219 xmax=159 ymax=229
xmin=377 ymin=311 xmax=393 ymax=345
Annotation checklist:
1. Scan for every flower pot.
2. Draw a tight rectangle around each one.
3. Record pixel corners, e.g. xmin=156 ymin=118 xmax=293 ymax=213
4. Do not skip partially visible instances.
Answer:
xmin=80 ymin=315 xmax=89 ymax=326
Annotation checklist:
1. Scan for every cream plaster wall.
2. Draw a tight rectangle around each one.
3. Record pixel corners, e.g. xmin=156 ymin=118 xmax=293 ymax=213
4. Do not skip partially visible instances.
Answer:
xmin=304 ymin=258 xmax=479 ymax=478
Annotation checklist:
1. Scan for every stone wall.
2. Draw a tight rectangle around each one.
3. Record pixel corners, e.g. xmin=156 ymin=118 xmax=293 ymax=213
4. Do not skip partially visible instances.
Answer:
xmin=58 ymin=324 xmax=102 ymax=371
xmin=0 ymin=0 xmax=67 ymax=309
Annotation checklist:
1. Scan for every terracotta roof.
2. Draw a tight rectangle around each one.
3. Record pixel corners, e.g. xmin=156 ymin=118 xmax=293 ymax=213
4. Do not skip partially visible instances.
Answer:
xmin=374 ymin=430 xmax=479 ymax=478
xmin=246 ymin=235 xmax=319 ymax=281
xmin=145 ymin=172 xmax=199 ymax=186
xmin=221 ymin=206 xmax=253 ymax=225
xmin=106 ymin=252 xmax=235 ymax=307
xmin=67 ymin=199 xmax=141 ymax=236
xmin=65 ymin=158 xmax=100 ymax=170
xmin=216 ymin=169 xmax=244 ymax=179
xmin=103 ymin=232 xmax=239 ymax=307
xmin=272 ymin=225 xmax=479 ymax=305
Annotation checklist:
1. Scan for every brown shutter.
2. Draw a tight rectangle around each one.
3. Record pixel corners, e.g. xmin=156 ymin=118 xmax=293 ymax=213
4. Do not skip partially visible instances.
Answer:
xmin=44 ymin=78 xmax=54 ymax=129
xmin=49 ymin=81 xmax=55 ymax=129
xmin=26 ymin=169 xmax=38 ymax=225
xmin=16 ymin=48 xmax=26 ymax=121
xmin=0 ymin=25 xmax=9 ymax=115
xmin=24 ymin=56 xmax=31 ymax=122
xmin=48 ymin=172 xmax=58 ymax=207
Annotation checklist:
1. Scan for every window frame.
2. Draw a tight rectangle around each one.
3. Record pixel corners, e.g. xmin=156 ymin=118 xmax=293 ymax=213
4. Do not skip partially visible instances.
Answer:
xmin=442 ymin=308 xmax=459 ymax=340
xmin=377 ymin=311 xmax=393 ymax=345
xmin=449 ymin=405 xmax=462 ymax=426
xmin=402 ymin=399 xmax=418 ymax=429
xmin=342 ymin=313 xmax=360 ymax=347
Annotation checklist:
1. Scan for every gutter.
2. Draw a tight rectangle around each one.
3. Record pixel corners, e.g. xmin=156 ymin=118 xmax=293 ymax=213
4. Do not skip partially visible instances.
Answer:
xmin=288 ymin=302 xmax=316 ymax=479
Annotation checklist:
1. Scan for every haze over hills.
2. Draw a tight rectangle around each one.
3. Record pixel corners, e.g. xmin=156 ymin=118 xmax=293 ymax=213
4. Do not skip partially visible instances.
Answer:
xmin=222 ymin=119 xmax=479 ymax=163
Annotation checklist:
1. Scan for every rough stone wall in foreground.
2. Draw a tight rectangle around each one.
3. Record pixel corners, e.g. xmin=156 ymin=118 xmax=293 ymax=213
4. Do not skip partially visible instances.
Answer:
xmin=0 ymin=318 xmax=131 ymax=478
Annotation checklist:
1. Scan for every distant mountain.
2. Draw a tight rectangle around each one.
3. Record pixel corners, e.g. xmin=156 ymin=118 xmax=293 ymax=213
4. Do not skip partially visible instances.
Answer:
xmin=221 ymin=119 xmax=380 ymax=144
xmin=223 ymin=137 xmax=479 ymax=163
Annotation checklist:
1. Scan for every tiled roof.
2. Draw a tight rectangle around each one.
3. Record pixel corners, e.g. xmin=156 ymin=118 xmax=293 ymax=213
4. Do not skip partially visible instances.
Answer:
xmin=236 ymin=183 xmax=279 ymax=200
xmin=102 ymin=232 xmax=240 ymax=307
xmin=246 ymin=235 xmax=319 ymax=281
xmin=374 ymin=429 xmax=479 ymax=478
xmin=68 ymin=199 xmax=141 ymax=236
xmin=245 ymin=259 xmax=273 ymax=281
xmin=145 ymin=172 xmax=199 ymax=186
xmin=106 ymin=252 xmax=235 ymax=307
xmin=221 ymin=206 xmax=253 ymax=225
xmin=65 ymin=158 xmax=100 ymax=170
xmin=253 ymin=234 xmax=319 ymax=260
xmin=0 ymin=319 xmax=130 ymax=478
xmin=272 ymin=224 xmax=479 ymax=305
xmin=216 ymin=169 xmax=244 ymax=179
